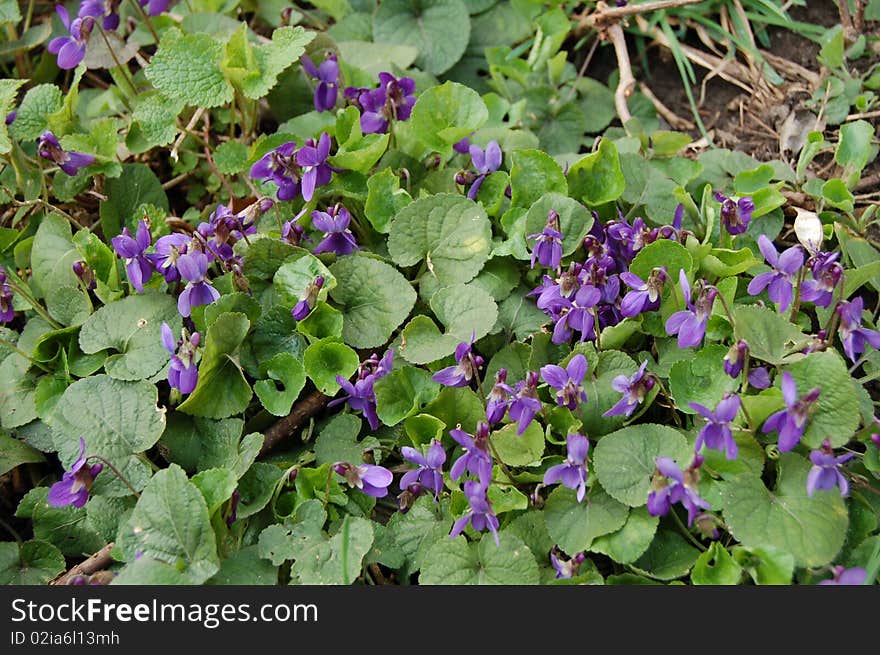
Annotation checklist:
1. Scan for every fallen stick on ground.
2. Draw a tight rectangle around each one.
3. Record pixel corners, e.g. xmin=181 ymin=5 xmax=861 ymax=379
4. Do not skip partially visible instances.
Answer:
xmin=51 ymin=543 xmax=115 ymax=585
xmin=260 ymin=389 xmax=329 ymax=457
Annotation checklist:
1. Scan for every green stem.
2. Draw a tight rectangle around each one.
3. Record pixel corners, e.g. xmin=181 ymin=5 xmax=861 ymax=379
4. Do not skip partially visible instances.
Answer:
xmin=23 ymin=0 xmax=35 ymax=32
xmin=670 ymin=507 xmax=706 ymax=551
xmin=487 ymin=436 xmax=519 ymax=487
xmin=788 ymin=267 xmax=807 ymax=324
xmin=0 ymin=337 xmax=52 ymax=373
xmin=86 ymin=456 xmax=140 ymax=498
xmin=97 ymin=25 xmax=138 ymax=97
xmin=127 ymin=0 xmax=160 ymax=44
xmin=5 ymin=278 xmax=63 ymax=329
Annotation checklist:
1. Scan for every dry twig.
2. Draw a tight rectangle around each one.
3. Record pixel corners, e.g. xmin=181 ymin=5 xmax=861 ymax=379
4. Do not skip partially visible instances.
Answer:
xmin=51 ymin=543 xmax=115 ymax=585
xmin=260 ymin=389 xmax=329 ymax=457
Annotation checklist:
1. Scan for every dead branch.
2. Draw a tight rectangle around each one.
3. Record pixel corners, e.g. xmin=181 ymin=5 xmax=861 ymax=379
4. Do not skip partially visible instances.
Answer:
xmin=577 ymin=0 xmax=706 ymax=33
xmin=608 ymin=22 xmax=635 ymax=124
xmin=639 ymin=82 xmax=695 ymax=130
xmin=51 ymin=543 xmax=115 ymax=585
xmin=260 ymin=389 xmax=329 ymax=457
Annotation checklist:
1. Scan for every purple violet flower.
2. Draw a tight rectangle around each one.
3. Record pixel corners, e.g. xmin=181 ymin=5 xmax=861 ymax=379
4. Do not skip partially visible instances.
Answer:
xmin=528 ymin=210 xmax=564 ymax=270
xmin=761 ymin=371 xmax=820 ymax=451
xmin=723 ymin=340 xmax=749 ymax=378
xmin=111 ymin=219 xmax=153 ymax=293
xmin=401 ymin=439 xmax=446 ymax=499
xmin=646 ymin=456 xmax=711 ymax=526
xmin=356 ymin=72 xmax=416 ymax=134
xmin=543 ymin=433 xmax=590 ymax=502
xmin=432 ymin=335 xmax=483 ymax=388
xmin=748 ymin=366 xmax=771 ymax=389
xmin=485 ymin=368 xmax=514 ymax=424
xmin=800 ymin=251 xmax=843 ymax=308
xmin=311 ymin=204 xmax=358 ymax=256
xmin=450 ymin=479 xmax=499 ymax=546
xmin=48 ymin=6 xmax=91 ymax=70
xmin=449 ymin=422 xmax=493 ymax=489
xmin=250 ymin=142 xmax=301 ymax=201
xmin=715 ymin=192 xmax=754 ymax=235
xmin=139 ymin=0 xmax=172 ymax=16
xmin=465 ymin=140 xmax=502 ymax=200
xmin=301 ymin=53 xmax=339 ymax=112
xmin=0 ymin=267 xmax=14 ymax=323
xmin=837 ymin=296 xmax=880 ymax=363
xmin=508 ymin=371 xmax=543 ymax=435
xmin=550 ymin=549 xmax=587 ymax=579
xmin=329 ymin=349 xmax=394 ymax=430
xmin=604 ymin=361 xmax=655 ymax=417
xmin=807 ymin=440 xmax=855 ymax=497
xmin=148 ymin=233 xmax=190 ymax=283
xmin=333 ymin=462 xmax=394 ymax=498
xmin=47 ymin=438 xmax=103 ymax=509
xmin=747 ymin=235 xmax=804 ymax=313
xmin=296 ymin=133 xmax=334 ymax=201
xmin=79 ymin=0 xmax=120 ymax=30
xmin=161 ymin=322 xmax=200 ymax=395
xmin=176 ymin=251 xmax=220 ymax=317
xmin=540 ymin=354 xmax=588 ymax=411
xmin=453 ymin=136 xmax=471 ymax=154
xmin=665 ymin=269 xmax=717 ymax=349
xmin=552 ymin=284 xmax=601 ymax=344
xmin=37 ymin=130 xmax=95 ymax=176
xmin=620 ymin=268 xmax=667 ymax=318
xmin=819 ymin=566 xmax=867 ymax=585
xmin=690 ymin=394 xmax=741 ymax=460
xmin=292 ymin=275 xmax=325 ymax=321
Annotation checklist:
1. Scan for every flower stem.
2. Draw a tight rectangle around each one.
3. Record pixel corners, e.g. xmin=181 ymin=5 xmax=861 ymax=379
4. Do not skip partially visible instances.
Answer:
xmin=86 ymin=456 xmax=141 ymax=498
xmin=487 ymin=436 xmax=519 ymax=487
xmin=127 ymin=0 xmax=160 ymax=44
xmin=0 ymin=337 xmax=51 ymax=373
xmin=788 ymin=267 xmax=807 ymax=324
xmin=670 ymin=507 xmax=706 ymax=551
xmin=5 ymin=277 xmax=63 ymax=330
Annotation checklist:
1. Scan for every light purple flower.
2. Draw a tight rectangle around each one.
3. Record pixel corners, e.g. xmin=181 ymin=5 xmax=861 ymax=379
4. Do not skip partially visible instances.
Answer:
xmin=550 ymin=549 xmax=586 ymax=579
xmin=543 ymin=433 xmax=590 ymax=502
xmin=819 ymin=566 xmax=867 ymax=585
xmin=540 ymin=354 xmax=588 ymax=411
xmin=807 ymin=440 xmax=855 ymax=497
xmin=449 ymin=422 xmax=493 ymax=489
xmin=449 ymin=479 xmax=499 ymax=546
xmin=508 ymin=371 xmax=543 ymax=435
xmin=552 ymin=284 xmax=601 ymax=344
xmin=0 ymin=267 xmax=14 ymax=323
xmin=715 ymin=192 xmax=754 ymax=236
xmin=79 ymin=0 xmax=120 ymax=30
xmin=723 ymin=340 xmax=749 ymax=378
xmin=432 ymin=335 xmax=483 ymax=388
xmin=176 ymin=251 xmax=220 ymax=317
xmin=761 ymin=371 xmax=820 ymax=451
xmin=453 ymin=136 xmax=471 ymax=154
xmin=161 ymin=322 xmax=200 ymax=395
xmin=111 ymin=219 xmax=153 ymax=293
xmin=296 ymin=133 xmax=334 ymax=202
xmin=48 ymin=6 xmax=91 ymax=70
xmin=485 ymin=368 xmax=513 ymax=424
xmin=292 ymin=275 xmax=325 ymax=321
xmin=334 ymin=462 xmax=394 ymax=498
xmin=747 ymin=235 xmax=804 ymax=313
xmin=47 ymin=438 xmax=103 ymax=509
xmin=647 ymin=455 xmax=711 ymax=526
xmin=528 ymin=210 xmax=564 ymax=270
xmin=690 ymin=394 xmax=741 ymax=460
xmin=748 ymin=366 xmax=771 ymax=389
xmin=401 ymin=439 xmax=446 ymax=499
xmin=139 ymin=0 xmax=172 ymax=16
xmin=355 ymin=72 xmax=416 ymax=134
xmin=837 ymin=296 xmax=880 ymax=363
xmin=148 ymin=233 xmax=190 ymax=283
xmin=665 ymin=269 xmax=717 ymax=349
xmin=800 ymin=251 xmax=843 ymax=308
xmin=604 ymin=361 xmax=654 ymax=417
xmin=37 ymin=130 xmax=95 ymax=176
xmin=250 ymin=142 xmax=301 ymax=201
xmin=620 ymin=268 xmax=667 ymax=318
xmin=311 ymin=204 xmax=358 ymax=256
xmin=301 ymin=53 xmax=339 ymax=112
xmin=465 ymin=141 xmax=502 ymax=200
xmin=329 ymin=349 xmax=394 ymax=430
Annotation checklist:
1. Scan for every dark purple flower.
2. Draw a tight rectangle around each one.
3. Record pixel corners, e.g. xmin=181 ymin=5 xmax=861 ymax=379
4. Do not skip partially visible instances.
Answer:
xmin=292 ymin=275 xmax=325 ymax=321
xmin=432 ymin=335 xmax=483 ymax=388
xmin=139 ymin=0 xmax=172 ymax=16
xmin=357 ymin=72 xmax=416 ymax=134
xmin=161 ymin=322 xmax=200 ymax=395
xmin=620 ymin=268 xmax=667 ymax=317
xmin=250 ymin=142 xmax=301 ymax=201
xmin=550 ymin=549 xmax=587 ymax=579
xmin=540 ymin=354 xmax=588 ymax=411
xmin=665 ymin=270 xmax=717 ymax=349
xmin=450 ymin=479 xmax=499 ymax=546
xmin=401 ymin=439 xmax=446 ymax=499
xmin=761 ymin=371 xmax=820 ymax=451
xmin=807 ymin=440 xmax=855 ymax=497
xmin=176 ymin=251 xmax=219 ymax=317
xmin=819 ymin=566 xmax=866 ymax=585
xmin=485 ymin=368 xmax=513 ymax=424
xmin=837 ymin=296 xmax=880 ymax=363
xmin=465 ymin=141 xmax=502 ymax=200
xmin=334 ymin=462 xmax=393 ymax=498
xmin=552 ymin=284 xmax=601 ymax=344
xmin=111 ymin=219 xmax=154 ymax=293
xmin=48 ymin=438 xmax=103 ymax=509
xmin=48 ymin=6 xmax=91 ymax=70
xmin=604 ymin=361 xmax=655 ymax=417
xmin=5 ymin=110 xmax=16 ymax=125
xmin=0 ymin=267 xmax=14 ymax=323
xmin=800 ymin=251 xmax=843 ymax=308
xmin=148 ymin=233 xmax=190 ymax=283
xmin=723 ymin=340 xmax=749 ymax=378
xmin=508 ymin=371 xmax=543 ymax=435
xmin=690 ymin=394 xmax=741 ymax=460
xmin=449 ymin=422 xmax=493 ymax=489
xmin=225 ymin=489 xmax=240 ymax=528
xmin=543 ymin=433 xmax=590 ymax=502
xmin=748 ymin=366 xmax=771 ymax=389
xmin=311 ymin=204 xmax=358 ymax=256
xmin=453 ymin=136 xmax=471 ymax=154
xmin=296 ymin=133 xmax=334 ymax=201
xmin=301 ymin=53 xmax=339 ymax=112
xmin=646 ymin=455 xmax=711 ymax=526
xmin=528 ymin=210 xmax=564 ymax=270
xmin=330 ymin=349 xmax=394 ymax=430
xmin=79 ymin=0 xmax=120 ymax=30
xmin=747 ymin=235 xmax=804 ymax=312
xmin=37 ymin=130 xmax=95 ymax=176
xmin=715 ymin=192 xmax=754 ymax=236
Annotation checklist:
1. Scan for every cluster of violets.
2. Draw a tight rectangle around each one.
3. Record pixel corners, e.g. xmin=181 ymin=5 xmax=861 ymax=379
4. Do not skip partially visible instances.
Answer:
xmin=49 ymin=1 xmax=174 ymax=70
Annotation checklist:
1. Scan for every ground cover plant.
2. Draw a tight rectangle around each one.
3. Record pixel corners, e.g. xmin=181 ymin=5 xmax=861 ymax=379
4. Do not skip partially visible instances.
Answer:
xmin=0 ymin=0 xmax=879 ymax=586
